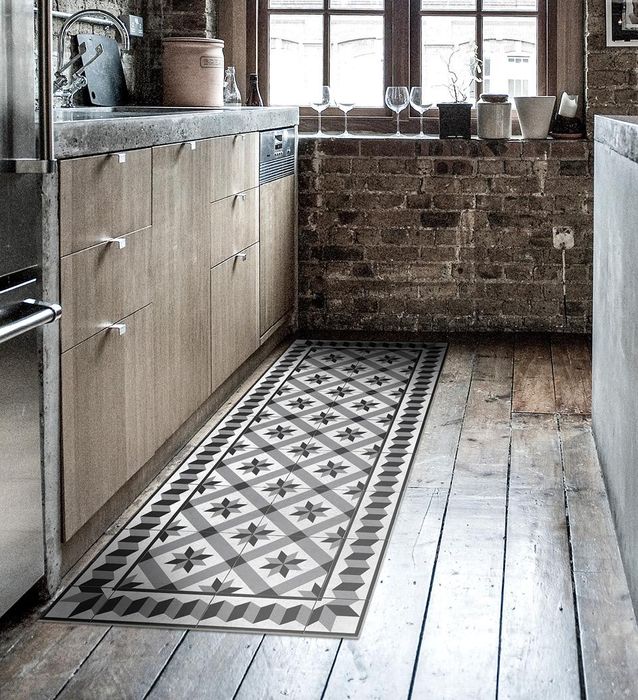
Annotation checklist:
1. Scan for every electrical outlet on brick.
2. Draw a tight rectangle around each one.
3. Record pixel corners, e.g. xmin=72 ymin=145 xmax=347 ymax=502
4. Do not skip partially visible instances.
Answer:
xmin=553 ymin=226 xmax=575 ymax=250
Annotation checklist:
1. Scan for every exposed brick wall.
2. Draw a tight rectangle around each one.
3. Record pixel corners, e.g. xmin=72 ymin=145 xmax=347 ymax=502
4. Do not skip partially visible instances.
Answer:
xmin=298 ymin=138 xmax=593 ymax=334
xmin=54 ymin=0 xmax=217 ymax=104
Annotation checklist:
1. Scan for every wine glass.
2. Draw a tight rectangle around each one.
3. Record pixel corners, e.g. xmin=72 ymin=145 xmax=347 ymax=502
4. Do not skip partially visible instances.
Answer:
xmin=336 ymin=99 xmax=355 ymax=136
xmin=310 ymin=86 xmax=332 ymax=136
xmin=385 ymin=86 xmax=409 ymax=136
xmin=410 ymin=87 xmax=431 ymax=137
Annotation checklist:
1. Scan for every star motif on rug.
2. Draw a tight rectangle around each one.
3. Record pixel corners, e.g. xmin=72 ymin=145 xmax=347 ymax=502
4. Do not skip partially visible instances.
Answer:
xmin=261 ymin=550 xmax=306 ymax=578
xmin=232 ymin=522 xmax=275 ymax=546
xmin=286 ymin=442 xmax=322 ymax=458
xmin=166 ymin=546 xmax=211 ymax=573
xmin=239 ymin=458 xmax=274 ymax=475
xmin=291 ymin=500 xmax=330 ymax=522
xmin=310 ymin=411 xmax=339 ymax=425
xmin=307 ymin=373 xmax=331 ymax=385
xmin=286 ymin=397 xmax=316 ymax=410
xmin=379 ymin=354 xmax=400 ymax=365
xmin=334 ymin=427 xmax=366 ymax=443
xmin=197 ymin=477 xmax=224 ymax=492
xmin=328 ymin=386 xmax=355 ymax=398
xmin=263 ymin=478 xmax=302 ymax=497
xmin=205 ymin=497 xmax=246 ymax=519
xmin=325 ymin=353 xmax=344 ymax=363
xmin=350 ymin=399 xmax=380 ymax=413
xmin=264 ymin=424 xmax=297 ymax=440
xmin=366 ymin=375 xmax=391 ymax=387
xmin=315 ymin=461 xmax=349 ymax=479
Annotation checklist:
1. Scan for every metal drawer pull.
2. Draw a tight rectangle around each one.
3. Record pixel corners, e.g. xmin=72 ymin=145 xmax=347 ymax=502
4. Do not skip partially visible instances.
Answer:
xmin=235 ymin=193 xmax=246 ymax=202
xmin=107 ymin=237 xmax=127 ymax=250
xmin=108 ymin=323 xmax=127 ymax=336
xmin=113 ymin=152 xmax=127 ymax=164
xmin=185 ymin=141 xmax=197 ymax=151
xmin=0 ymin=300 xmax=61 ymax=345
xmin=235 ymin=252 xmax=247 ymax=262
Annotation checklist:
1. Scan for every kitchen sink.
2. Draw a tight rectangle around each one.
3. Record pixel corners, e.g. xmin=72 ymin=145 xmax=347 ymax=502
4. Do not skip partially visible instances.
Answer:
xmin=54 ymin=106 xmax=221 ymax=122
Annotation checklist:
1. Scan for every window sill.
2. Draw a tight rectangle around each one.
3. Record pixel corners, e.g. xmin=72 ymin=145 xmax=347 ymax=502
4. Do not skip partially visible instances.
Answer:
xmin=298 ymin=133 xmax=589 ymax=143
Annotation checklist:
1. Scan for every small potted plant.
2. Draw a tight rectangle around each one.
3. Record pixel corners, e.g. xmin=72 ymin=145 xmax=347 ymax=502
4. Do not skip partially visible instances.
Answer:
xmin=438 ymin=43 xmax=482 ymax=139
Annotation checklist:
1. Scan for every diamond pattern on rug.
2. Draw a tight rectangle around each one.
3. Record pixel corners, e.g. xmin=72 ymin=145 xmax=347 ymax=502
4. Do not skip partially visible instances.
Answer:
xmin=44 ymin=340 xmax=446 ymax=638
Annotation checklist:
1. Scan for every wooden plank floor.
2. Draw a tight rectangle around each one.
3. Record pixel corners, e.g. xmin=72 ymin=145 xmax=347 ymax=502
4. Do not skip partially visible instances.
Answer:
xmin=2 ymin=335 xmax=638 ymax=700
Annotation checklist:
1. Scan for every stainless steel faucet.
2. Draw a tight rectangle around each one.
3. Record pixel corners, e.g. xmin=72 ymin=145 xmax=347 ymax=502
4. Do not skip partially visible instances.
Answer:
xmin=53 ymin=10 xmax=131 ymax=108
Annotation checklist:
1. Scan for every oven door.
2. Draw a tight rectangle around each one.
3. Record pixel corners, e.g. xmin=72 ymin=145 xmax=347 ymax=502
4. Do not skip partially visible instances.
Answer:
xmin=0 ymin=271 xmax=60 ymax=616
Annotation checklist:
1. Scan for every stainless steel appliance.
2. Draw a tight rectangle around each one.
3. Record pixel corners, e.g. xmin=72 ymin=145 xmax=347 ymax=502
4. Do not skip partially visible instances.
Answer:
xmin=259 ymin=127 xmax=296 ymax=185
xmin=0 ymin=0 xmax=60 ymax=616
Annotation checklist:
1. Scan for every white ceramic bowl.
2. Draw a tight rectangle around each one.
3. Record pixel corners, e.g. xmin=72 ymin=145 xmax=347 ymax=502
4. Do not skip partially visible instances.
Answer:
xmin=513 ymin=96 xmax=556 ymax=139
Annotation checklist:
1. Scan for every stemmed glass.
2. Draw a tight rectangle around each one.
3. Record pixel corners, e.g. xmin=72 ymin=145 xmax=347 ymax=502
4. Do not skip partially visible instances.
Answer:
xmin=336 ymin=99 xmax=355 ymax=136
xmin=410 ymin=87 xmax=431 ymax=137
xmin=385 ymin=86 xmax=410 ymax=136
xmin=310 ymin=86 xmax=332 ymax=136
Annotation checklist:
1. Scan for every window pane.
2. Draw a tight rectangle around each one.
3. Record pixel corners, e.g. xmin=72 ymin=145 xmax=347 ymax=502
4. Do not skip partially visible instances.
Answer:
xmin=483 ymin=17 xmax=537 ymax=97
xmin=269 ymin=15 xmax=323 ymax=106
xmin=483 ymin=0 xmax=536 ymax=10
xmin=421 ymin=1 xmax=476 ymax=10
xmin=330 ymin=15 xmax=384 ymax=106
xmin=421 ymin=16 xmax=477 ymax=104
xmin=330 ymin=0 xmax=384 ymax=8
xmin=269 ymin=1 xmax=323 ymax=8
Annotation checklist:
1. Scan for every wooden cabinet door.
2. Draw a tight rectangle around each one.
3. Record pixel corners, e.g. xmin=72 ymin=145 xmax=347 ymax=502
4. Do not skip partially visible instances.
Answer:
xmin=259 ymin=175 xmax=297 ymax=336
xmin=60 ymin=149 xmax=152 ymax=256
xmin=60 ymin=226 xmax=152 ymax=352
xmin=208 ymin=133 xmax=259 ymax=203
xmin=62 ymin=304 xmax=155 ymax=539
xmin=152 ymin=141 xmax=211 ymax=445
xmin=210 ymin=243 xmax=259 ymax=392
xmin=210 ymin=188 xmax=259 ymax=268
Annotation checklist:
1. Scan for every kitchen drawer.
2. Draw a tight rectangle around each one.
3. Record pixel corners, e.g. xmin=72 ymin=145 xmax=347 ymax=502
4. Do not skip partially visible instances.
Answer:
xmin=60 ymin=148 xmax=152 ymax=256
xmin=210 ymin=188 xmax=259 ymax=267
xmin=60 ymin=226 xmax=152 ymax=352
xmin=62 ymin=304 xmax=156 ymax=540
xmin=210 ymin=243 xmax=259 ymax=393
xmin=208 ymin=133 xmax=259 ymax=202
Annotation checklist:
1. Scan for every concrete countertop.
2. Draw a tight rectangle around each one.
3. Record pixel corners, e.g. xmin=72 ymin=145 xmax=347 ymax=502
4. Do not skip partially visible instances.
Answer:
xmin=54 ymin=106 xmax=299 ymax=159
xmin=594 ymin=115 xmax=638 ymax=164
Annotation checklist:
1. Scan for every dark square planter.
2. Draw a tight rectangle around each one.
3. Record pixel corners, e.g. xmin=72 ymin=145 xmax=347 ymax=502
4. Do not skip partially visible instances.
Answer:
xmin=438 ymin=102 xmax=473 ymax=139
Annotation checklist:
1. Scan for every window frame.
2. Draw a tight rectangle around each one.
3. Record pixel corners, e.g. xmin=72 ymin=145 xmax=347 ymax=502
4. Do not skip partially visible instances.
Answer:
xmin=252 ymin=0 xmax=562 ymax=127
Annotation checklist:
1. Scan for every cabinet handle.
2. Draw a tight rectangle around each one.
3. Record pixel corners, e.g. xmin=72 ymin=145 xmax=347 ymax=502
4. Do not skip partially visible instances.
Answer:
xmin=108 ymin=323 xmax=127 ymax=336
xmin=106 ymin=237 xmax=127 ymax=250
xmin=235 ymin=252 xmax=247 ymax=262
xmin=184 ymin=141 xmax=197 ymax=151
xmin=112 ymin=152 xmax=127 ymax=164
xmin=235 ymin=193 xmax=247 ymax=202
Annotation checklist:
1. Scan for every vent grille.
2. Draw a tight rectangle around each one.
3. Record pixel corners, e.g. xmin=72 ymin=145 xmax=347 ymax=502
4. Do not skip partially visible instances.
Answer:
xmin=259 ymin=153 xmax=296 ymax=185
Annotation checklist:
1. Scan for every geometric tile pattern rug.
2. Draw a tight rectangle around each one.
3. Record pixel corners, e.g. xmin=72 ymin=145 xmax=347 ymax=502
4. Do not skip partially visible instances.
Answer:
xmin=44 ymin=340 xmax=446 ymax=638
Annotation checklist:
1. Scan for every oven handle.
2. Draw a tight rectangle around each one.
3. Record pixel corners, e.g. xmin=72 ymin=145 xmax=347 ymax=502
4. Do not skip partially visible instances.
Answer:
xmin=0 ymin=300 xmax=62 ymax=345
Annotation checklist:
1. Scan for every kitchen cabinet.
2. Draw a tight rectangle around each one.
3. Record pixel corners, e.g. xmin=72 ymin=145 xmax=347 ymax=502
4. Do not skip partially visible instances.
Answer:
xmin=60 ymin=148 xmax=152 ymax=256
xmin=62 ymin=304 xmax=156 ymax=539
xmin=210 ymin=188 xmax=259 ymax=268
xmin=259 ymin=174 xmax=297 ymax=336
xmin=152 ymin=141 xmax=211 ymax=446
xmin=60 ymin=226 xmax=152 ymax=352
xmin=210 ymin=243 xmax=260 ymax=392
xmin=208 ymin=133 xmax=259 ymax=202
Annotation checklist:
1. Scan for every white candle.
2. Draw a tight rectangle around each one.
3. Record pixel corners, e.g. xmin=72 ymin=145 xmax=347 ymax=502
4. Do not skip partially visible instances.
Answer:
xmin=559 ymin=92 xmax=579 ymax=119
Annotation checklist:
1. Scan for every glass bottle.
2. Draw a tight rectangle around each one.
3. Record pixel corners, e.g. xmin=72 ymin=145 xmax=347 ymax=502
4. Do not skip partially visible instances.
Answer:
xmin=246 ymin=73 xmax=263 ymax=107
xmin=223 ymin=66 xmax=242 ymax=106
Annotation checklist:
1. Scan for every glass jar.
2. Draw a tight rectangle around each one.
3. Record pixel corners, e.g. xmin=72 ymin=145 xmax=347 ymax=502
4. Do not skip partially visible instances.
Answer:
xmin=477 ymin=94 xmax=512 ymax=140
xmin=223 ymin=66 xmax=242 ymax=106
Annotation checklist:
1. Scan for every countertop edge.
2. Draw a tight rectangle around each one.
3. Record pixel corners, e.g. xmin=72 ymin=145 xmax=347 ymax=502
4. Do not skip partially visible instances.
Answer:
xmin=594 ymin=115 xmax=638 ymax=165
xmin=54 ymin=107 xmax=300 ymax=159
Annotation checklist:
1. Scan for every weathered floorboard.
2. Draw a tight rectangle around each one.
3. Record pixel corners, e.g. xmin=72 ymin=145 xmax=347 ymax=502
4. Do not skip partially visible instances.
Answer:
xmin=499 ymin=414 xmax=580 ymax=699
xmin=512 ymin=335 xmax=555 ymax=414
xmin=0 ymin=623 xmax=108 ymax=700
xmin=56 ymin=628 xmax=185 ymax=700
xmin=147 ymin=631 xmax=262 ymax=700
xmin=411 ymin=341 xmax=514 ymax=699
xmin=561 ymin=415 xmax=638 ymax=698
xmin=552 ymin=335 xmax=592 ymax=415
xmin=322 ymin=489 xmax=446 ymax=700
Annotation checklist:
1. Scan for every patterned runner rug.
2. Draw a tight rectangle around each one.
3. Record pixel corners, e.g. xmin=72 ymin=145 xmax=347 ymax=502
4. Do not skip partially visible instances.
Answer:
xmin=45 ymin=340 xmax=446 ymax=637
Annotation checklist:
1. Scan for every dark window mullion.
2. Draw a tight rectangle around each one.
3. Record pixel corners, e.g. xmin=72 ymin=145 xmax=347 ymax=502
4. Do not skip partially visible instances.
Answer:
xmin=324 ymin=0 xmax=330 ymax=87
xmin=477 ymin=0 xmax=484 ymax=100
